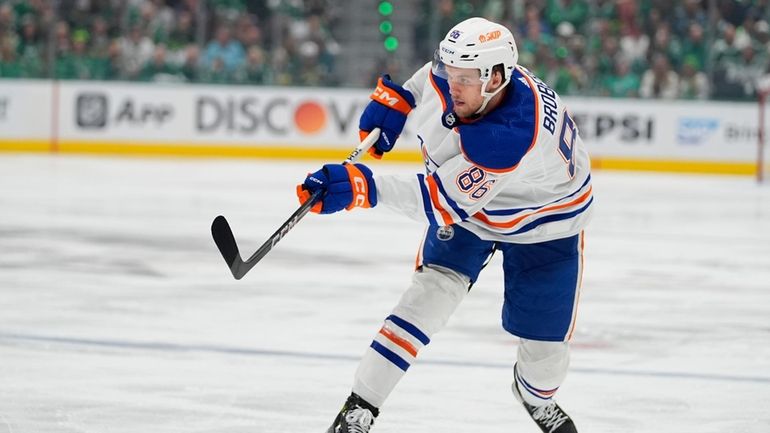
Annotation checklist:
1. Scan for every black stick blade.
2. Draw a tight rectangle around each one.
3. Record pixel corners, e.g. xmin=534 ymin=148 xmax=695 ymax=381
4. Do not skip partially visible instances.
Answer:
xmin=211 ymin=215 xmax=244 ymax=278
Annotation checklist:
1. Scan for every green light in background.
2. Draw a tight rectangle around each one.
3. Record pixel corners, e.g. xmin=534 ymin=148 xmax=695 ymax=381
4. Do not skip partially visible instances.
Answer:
xmin=384 ymin=36 xmax=399 ymax=51
xmin=378 ymin=1 xmax=393 ymax=16
xmin=379 ymin=20 xmax=393 ymax=34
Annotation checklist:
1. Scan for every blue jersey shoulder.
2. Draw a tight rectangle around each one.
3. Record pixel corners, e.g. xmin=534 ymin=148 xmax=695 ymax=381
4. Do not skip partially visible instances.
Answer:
xmin=459 ymin=69 xmax=538 ymax=172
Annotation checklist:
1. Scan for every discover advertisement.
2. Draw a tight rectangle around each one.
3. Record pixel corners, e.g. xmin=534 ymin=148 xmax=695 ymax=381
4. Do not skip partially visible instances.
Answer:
xmin=0 ymin=79 xmax=764 ymax=173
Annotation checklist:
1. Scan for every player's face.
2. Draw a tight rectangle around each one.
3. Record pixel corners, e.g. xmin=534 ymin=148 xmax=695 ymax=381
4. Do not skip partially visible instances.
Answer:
xmin=444 ymin=65 xmax=484 ymax=117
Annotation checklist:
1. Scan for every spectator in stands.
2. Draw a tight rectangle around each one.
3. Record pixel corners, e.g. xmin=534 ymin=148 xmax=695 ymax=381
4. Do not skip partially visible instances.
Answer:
xmin=199 ymin=56 xmax=230 ymax=84
xmin=0 ymin=0 xmax=768 ymax=99
xmin=303 ymin=14 xmax=340 ymax=83
xmin=672 ymin=0 xmax=708 ymax=37
xmin=724 ymin=44 xmax=768 ymax=98
xmin=178 ymin=44 xmax=201 ymax=82
xmin=296 ymin=39 xmax=331 ymax=87
xmin=595 ymin=35 xmax=621 ymax=79
xmin=0 ymin=4 xmax=16 ymax=42
xmin=678 ymin=55 xmax=710 ymax=99
xmin=56 ymin=29 xmax=98 ymax=80
xmin=54 ymin=21 xmax=72 ymax=57
xmin=118 ymin=25 xmax=155 ymax=80
xmin=640 ymin=53 xmax=679 ymax=99
xmin=234 ymin=13 xmax=262 ymax=49
xmin=16 ymin=15 xmax=43 ymax=76
xmin=600 ymin=58 xmax=640 ymax=98
xmin=619 ymin=24 xmax=649 ymax=71
xmin=166 ymin=10 xmax=196 ymax=65
xmin=202 ymin=25 xmax=245 ymax=72
xmin=713 ymin=23 xmax=745 ymax=67
xmin=545 ymin=0 xmax=589 ymax=31
xmin=679 ymin=23 xmax=707 ymax=70
xmin=100 ymin=40 xmax=123 ymax=81
xmin=144 ymin=0 xmax=175 ymax=43
xmin=0 ymin=35 xmax=22 ymax=77
xmin=271 ymin=45 xmax=299 ymax=86
xmin=649 ymin=24 xmax=682 ymax=71
xmin=89 ymin=16 xmax=112 ymax=58
xmin=232 ymin=45 xmax=272 ymax=85
xmin=615 ymin=0 xmax=644 ymax=53
xmin=139 ymin=44 xmax=179 ymax=82
xmin=753 ymin=20 xmax=770 ymax=51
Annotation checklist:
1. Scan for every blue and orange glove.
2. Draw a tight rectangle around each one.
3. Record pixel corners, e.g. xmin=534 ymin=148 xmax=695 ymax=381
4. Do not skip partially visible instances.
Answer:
xmin=359 ymin=74 xmax=416 ymax=159
xmin=296 ymin=163 xmax=377 ymax=214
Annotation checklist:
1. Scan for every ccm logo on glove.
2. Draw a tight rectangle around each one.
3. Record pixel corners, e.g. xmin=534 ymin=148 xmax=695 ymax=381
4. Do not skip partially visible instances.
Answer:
xmin=372 ymin=82 xmax=413 ymax=114
xmin=359 ymin=75 xmax=416 ymax=159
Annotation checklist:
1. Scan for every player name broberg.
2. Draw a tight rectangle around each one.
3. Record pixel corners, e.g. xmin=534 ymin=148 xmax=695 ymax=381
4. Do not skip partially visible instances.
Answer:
xmin=373 ymin=62 xmax=593 ymax=244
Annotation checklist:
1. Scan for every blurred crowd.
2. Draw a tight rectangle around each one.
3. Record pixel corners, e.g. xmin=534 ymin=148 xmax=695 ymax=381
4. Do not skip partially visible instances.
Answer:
xmin=0 ymin=0 xmax=769 ymax=101
xmin=420 ymin=0 xmax=770 ymax=100
xmin=0 ymin=0 xmax=341 ymax=86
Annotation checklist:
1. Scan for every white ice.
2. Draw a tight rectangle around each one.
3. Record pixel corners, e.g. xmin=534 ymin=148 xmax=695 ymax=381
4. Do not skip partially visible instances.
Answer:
xmin=1 ymin=154 xmax=769 ymax=433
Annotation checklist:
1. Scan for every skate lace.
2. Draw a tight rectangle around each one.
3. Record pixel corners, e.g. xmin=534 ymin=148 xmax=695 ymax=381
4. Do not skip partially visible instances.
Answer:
xmin=532 ymin=402 xmax=569 ymax=433
xmin=344 ymin=407 xmax=374 ymax=433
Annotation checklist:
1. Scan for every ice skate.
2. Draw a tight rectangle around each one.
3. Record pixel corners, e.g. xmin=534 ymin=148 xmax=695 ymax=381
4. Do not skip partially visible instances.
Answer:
xmin=326 ymin=393 xmax=379 ymax=433
xmin=512 ymin=379 xmax=577 ymax=433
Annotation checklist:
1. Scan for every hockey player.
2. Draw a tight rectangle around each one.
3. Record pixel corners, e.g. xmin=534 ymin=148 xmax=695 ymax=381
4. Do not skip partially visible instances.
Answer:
xmin=296 ymin=17 xmax=592 ymax=433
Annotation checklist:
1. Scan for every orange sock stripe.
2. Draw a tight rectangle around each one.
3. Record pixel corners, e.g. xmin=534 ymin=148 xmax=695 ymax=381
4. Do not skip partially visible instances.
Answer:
xmin=379 ymin=327 xmax=418 ymax=357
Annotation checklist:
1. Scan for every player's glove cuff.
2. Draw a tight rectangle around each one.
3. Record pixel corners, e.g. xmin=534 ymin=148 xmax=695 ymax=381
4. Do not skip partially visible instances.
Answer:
xmin=370 ymin=75 xmax=416 ymax=115
xmin=296 ymin=163 xmax=377 ymax=214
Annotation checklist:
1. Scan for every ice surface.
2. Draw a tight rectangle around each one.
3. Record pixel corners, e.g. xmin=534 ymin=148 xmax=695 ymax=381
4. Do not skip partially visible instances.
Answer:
xmin=1 ymin=154 xmax=769 ymax=433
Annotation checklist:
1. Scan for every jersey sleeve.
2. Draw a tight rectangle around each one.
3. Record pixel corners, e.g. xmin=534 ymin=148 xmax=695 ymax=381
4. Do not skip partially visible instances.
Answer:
xmin=401 ymin=62 xmax=432 ymax=107
xmin=375 ymin=151 xmax=518 ymax=227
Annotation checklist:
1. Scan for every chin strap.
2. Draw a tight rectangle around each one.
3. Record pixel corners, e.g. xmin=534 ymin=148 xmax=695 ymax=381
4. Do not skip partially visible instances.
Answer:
xmin=475 ymin=77 xmax=510 ymax=114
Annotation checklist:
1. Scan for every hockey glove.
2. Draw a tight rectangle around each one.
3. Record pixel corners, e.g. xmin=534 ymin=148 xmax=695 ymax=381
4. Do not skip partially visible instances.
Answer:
xmin=359 ymin=74 xmax=416 ymax=159
xmin=296 ymin=163 xmax=377 ymax=214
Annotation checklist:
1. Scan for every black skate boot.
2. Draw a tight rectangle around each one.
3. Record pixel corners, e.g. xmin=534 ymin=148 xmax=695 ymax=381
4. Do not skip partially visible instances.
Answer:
xmin=512 ymin=377 xmax=577 ymax=433
xmin=326 ymin=392 xmax=380 ymax=433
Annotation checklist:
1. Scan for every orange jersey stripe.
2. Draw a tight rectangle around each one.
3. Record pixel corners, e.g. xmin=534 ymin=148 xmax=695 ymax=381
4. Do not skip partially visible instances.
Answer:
xmin=379 ymin=327 xmax=418 ymax=357
xmin=473 ymin=186 xmax=593 ymax=229
xmin=428 ymin=73 xmax=448 ymax=111
xmin=567 ymin=231 xmax=585 ymax=341
xmin=425 ymin=175 xmax=454 ymax=225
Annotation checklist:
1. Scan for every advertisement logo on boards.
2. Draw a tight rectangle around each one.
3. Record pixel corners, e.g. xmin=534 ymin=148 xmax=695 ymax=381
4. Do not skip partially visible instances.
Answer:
xmin=570 ymin=112 xmax=654 ymax=143
xmin=195 ymin=95 xmax=364 ymax=136
xmin=76 ymin=92 xmax=173 ymax=129
xmin=724 ymin=123 xmax=758 ymax=143
xmin=677 ymin=117 xmax=720 ymax=145
xmin=76 ymin=93 xmax=108 ymax=128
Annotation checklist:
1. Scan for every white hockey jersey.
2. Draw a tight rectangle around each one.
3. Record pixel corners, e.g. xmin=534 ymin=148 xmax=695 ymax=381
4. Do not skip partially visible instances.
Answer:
xmin=374 ymin=63 xmax=593 ymax=243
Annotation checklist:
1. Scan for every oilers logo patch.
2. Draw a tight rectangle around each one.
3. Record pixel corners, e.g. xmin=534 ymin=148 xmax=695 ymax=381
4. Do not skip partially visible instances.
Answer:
xmin=442 ymin=111 xmax=457 ymax=128
xmin=436 ymin=225 xmax=455 ymax=241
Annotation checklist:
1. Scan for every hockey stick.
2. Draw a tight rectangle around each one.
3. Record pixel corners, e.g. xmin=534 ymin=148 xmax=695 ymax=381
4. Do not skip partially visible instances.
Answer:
xmin=211 ymin=128 xmax=381 ymax=280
